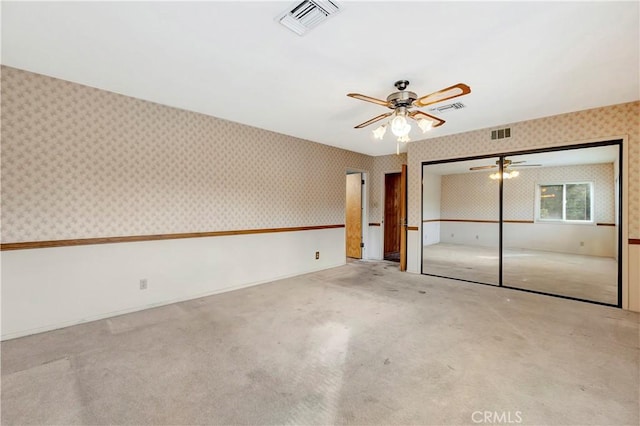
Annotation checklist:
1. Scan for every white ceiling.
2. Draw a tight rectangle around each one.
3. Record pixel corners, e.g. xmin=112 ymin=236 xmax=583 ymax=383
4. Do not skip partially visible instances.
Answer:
xmin=423 ymin=144 xmax=619 ymax=175
xmin=2 ymin=1 xmax=638 ymax=156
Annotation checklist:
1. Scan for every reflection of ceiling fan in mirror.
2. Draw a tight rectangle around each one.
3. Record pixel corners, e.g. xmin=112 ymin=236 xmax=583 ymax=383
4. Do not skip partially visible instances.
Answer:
xmin=469 ymin=159 xmax=542 ymax=180
xmin=347 ymin=80 xmax=471 ymax=153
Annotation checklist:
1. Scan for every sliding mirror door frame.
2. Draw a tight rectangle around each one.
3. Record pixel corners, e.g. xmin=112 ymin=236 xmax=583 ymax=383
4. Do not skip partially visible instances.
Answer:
xmin=420 ymin=139 xmax=623 ymax=307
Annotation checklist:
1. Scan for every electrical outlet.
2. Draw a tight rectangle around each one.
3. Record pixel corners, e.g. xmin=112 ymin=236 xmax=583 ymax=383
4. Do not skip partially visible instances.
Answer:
xmin=139 ymin=279 xmax=148 ymax=290
xmin=315 ymin=251 xmax=320 ymax=260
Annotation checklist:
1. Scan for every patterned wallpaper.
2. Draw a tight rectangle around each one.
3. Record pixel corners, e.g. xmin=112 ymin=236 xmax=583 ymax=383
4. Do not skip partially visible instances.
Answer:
xmin=437 ymin=171 xmax=500 ymax=221
xmin=1 ymin=66 xmax=374 ymax=243
xmin=408 ymin=101 xmax=640 ymax=238
xmin=369 ymin=153 xmax=407 ymax=222
xmin=438 ymin=164 xmax=615 ymax=222
xmin=1 ymin=65 xmax=631 ymax=243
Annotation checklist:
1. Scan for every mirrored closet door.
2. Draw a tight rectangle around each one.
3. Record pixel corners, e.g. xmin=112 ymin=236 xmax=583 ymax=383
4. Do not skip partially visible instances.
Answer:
xmin=422 ymin=158 xmax=500 ymax=286
xmin=421 ymin=142 xmax=621 ymax=307
xmin=502 ymin=146 xmax=620 ymax=305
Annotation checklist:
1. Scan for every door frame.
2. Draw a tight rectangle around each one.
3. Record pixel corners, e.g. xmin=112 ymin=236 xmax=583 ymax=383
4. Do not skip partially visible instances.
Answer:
xmin=346 ymin=169 xmax=369 ymax=260
xmin=400 ymin=164 xmax=408 ymax=271
xmin=420 ymin=139 xmax=624 ymax=308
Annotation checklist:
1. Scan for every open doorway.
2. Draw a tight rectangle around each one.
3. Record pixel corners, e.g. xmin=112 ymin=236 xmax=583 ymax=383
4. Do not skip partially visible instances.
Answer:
xmin=383 ymin=165 xmax=408 ymax=270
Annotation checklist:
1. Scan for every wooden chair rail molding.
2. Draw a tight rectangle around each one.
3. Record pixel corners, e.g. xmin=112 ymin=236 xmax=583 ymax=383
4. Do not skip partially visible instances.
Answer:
xmin=422 ymin=219 xmax=533 ymax=224
xmin=368 ymin=223 xmax=381 ymax=227
xmin=630 ymin=239 xmax=640 ymax=245
xmin=0 ymin=224 xmax=346 ymax=251
xmin=422 ymin=219 xmax=616 ymax=226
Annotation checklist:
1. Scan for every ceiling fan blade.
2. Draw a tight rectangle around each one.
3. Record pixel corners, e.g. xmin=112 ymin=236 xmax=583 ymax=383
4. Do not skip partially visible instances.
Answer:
xmin=409 ymin=110 xmax=446 ymax=127
xmin=354 ymin=112 xmax=393 ymax=129
xmin=414 ymin=83 xmax=471 ymax=108
xmin=511 ymin=164 xmax=542 ymax=168
xmin=347 ymin=93 xmax=390 ymax=107
xmin=509 ymin=161 xmax=527 ymax=165
xmin=469 ymin=165 xmax=498 ymax=171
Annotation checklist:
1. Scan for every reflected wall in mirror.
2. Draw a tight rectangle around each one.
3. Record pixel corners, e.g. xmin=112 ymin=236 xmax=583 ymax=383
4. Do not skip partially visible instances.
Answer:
xmin=502 ymin=145 xmax=620 ymax=305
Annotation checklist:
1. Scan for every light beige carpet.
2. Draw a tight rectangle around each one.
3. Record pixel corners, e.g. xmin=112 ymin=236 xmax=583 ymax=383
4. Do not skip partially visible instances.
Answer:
xmin=423 ymin=243 xmax=617 ymax=304
xmin=2 ymin=260 xmax=637 ymax=425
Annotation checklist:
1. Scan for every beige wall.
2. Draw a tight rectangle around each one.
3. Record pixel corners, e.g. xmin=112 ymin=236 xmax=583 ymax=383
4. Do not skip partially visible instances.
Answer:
xmin=1 ymin=66 xmax=375 ymax=243
xmin=439 ymin=163 xmax=615 ymax=222
xmin=1 ymin=66 xmax=392 ymax=339
xmin=3 ymin=65 xmax=636 ymax=317
xmin=408 ymin=101 xmax=639 ymax=310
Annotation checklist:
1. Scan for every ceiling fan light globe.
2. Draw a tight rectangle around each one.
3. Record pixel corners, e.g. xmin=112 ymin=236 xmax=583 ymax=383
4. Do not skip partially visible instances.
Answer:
xmin=418 ymin=118 xmax=433 ymax=133
xmin=398 ymin=134 xmax=411 ymax=143
xmin=391 ymin=115 xmax=410 ymax=137
xmin=372 ymin=124 xmax=387 ymax=140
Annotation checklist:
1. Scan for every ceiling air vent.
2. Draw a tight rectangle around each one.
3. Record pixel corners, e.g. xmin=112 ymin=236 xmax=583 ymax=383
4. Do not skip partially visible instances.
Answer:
xmin=277 ymin=0 xmax=341 ymax=36
xmin=491 ymin=127 xmax=511 ymax=140
xmin=427 ymin=102 xmax=466 ymax=114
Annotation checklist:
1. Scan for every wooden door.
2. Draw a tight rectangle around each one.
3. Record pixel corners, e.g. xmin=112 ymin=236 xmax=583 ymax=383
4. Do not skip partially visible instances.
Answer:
xmin=400 ymin=164 xmax=408 ymax=271
xmin=346 ymin=173 xmax=362 ymax=258
xmin=384 ymin=173 xmax=401 ymax=257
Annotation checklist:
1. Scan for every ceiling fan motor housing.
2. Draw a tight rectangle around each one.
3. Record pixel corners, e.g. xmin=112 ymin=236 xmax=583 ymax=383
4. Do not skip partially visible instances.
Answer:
xmin=387 ymin=90 xmax=417 ymax=109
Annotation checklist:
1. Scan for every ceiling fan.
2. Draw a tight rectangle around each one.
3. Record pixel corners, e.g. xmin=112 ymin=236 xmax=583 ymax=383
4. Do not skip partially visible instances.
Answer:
xmin=347 ymin=80 xmax=471 ymax=152
xmin=469 ymin=159 xmax=542 ymax=180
